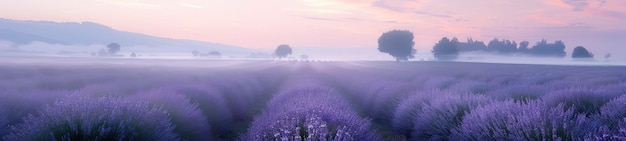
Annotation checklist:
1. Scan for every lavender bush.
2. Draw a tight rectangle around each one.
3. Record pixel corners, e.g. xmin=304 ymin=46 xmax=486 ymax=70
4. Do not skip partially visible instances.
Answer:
xmin=132 ymin=88 xmax=214 ymax=141
xmin=360 ymin=81 xmax=415 ymax=125
xmin=0 ymin=89 xmax=72 ymax=134
xmin=2 ymin=60 xmax=626 ymax=140
xmin=412 ymin=93 xmax=492 ymax=140
xmin=3 ymin=95 xmax=178 ymax=141
xmin=594 ymin=94 xmax=626 ymax=140
xmin=168 ymin=84 xmax=234 ymax=137
xmin=0 ymin=107 xmax=8 ymax=138
xmin=485 ymin=84 xmax=548 ymax=102
xmin=241 ymin=85 xmax=380 ymax=140
xmin=542 ymin=87 xmax=623 ymax=115
xmin=391 ymin=89 xmax=444 ymax=137
xmin=451 ymin=100 xmax=600 ymax=140
xmin=600 ymin=95 xmax=626 ymax=129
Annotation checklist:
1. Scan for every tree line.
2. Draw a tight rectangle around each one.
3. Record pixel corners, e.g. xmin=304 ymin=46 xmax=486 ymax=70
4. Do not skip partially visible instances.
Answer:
xmin=377 ymin=30 xmax=597 ymax=61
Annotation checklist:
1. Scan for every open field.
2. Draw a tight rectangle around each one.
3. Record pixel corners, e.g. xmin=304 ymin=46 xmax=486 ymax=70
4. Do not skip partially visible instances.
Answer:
xmin=1 ymin=58 xmax=625 ymax=140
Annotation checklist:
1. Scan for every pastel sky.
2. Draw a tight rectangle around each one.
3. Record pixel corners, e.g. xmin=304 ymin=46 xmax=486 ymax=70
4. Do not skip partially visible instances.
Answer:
xmin=1 ymin=0 xmax=625 ymax=53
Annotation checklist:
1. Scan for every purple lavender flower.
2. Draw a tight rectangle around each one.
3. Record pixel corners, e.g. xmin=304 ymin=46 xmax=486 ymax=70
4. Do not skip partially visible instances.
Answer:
xmin=451 ymin=100 xmax=600 ymax=140
xmin=132 ymin=88 xmax=215 ymax=141
xmin=0 ymin=107 xmax=8 ymax=138
xmin=168 ymin=84 xmax=234 ymax=136
xmin=391 ymin=89 xmax=444 ymax=137
xmin=542 ymin=87 xmax=623 ymax=115
xmin=2 ymin=95 xmax=179 ymax=141
xmin=242 ymin=86 xmax=380 ymax=140
xmin=412 ymin=93 xmax=491 ymax=140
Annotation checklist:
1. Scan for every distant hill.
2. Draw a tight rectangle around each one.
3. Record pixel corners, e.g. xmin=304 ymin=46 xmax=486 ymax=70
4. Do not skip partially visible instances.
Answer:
xmin=0 ymin=18 xmax=257 ymax=56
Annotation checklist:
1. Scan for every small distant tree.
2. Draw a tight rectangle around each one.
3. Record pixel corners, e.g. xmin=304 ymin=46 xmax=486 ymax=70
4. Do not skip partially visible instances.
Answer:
xmin=300 ymin=54 xmax=309 ymax=60
xmin=97 ymin=48 xmax=108 ymax=56
xmin=274 ymin=44 xmax=292 ymax=59
xmin=571 ymin=46 xmax=594 ymax=58
xmin=377 ymin=30 xmax=415 ymax=61
xmin=208 ymin=51 xmax=221 ymax=56
xmin=192 ymin=50 xmax=199 ymax=56
xmin=432 ymin=37 xmax=459 ymax=61
xmin=106 ymin=43 xmax=121 ymax=55
xmin=130 ymin=52 xmax=137 ymax=58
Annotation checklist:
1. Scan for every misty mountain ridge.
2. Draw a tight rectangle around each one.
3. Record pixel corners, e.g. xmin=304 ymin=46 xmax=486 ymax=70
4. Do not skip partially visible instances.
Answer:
xmin=0 ymin=18 xmax=256 ymax=55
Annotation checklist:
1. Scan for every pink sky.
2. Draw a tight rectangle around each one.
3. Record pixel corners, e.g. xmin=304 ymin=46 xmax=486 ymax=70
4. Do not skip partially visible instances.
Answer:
xmin=1 ymin=0 xmax=625 ymax=53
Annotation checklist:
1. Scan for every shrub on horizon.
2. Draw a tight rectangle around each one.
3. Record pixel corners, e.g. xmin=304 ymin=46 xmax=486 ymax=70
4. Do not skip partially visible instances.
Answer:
xmin=2 ymin=95 xmax=179 ymax=141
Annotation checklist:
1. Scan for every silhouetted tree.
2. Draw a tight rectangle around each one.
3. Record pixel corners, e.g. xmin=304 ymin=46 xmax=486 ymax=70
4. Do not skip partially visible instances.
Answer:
xmin=97 ymin=48 xmax=107 ymax=56
xmin=274 ymin=44 xmax=292 ymax=59
xmin=486 ymin=38 xmax=517 ymax=53
xmin=605 ymin=53 xmax=611 ymax=59
xmin=106 ymin=43 xmax=121 ymax=55
xmin=458 ymin=38 xmax=486 ymax=52
xmin=130 ymin=52 xmax=137 ymax=58
xmin=209 ymin=51 xmax=221 ymax=56
xmin=571 ymin=46 xmax=593 ymax=58
xmin=432 ymin=37 xmax=459 ymax=61
xmin=377 ymin=30 xmax=415 ymax=61
xmin=300 ymin=54 xmax=309 ymax=60
xmin=518 ymin=41 xmax=530 ymax=53
xmin=529 ymin=39 xmax=566 ymax=57
xmin=192 ymin=50 xmax=199 ymax=56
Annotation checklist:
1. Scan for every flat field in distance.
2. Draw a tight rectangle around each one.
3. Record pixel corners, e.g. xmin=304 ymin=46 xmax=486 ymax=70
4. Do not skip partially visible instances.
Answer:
xmin=1 ymin=58 xmax=625 ymax=141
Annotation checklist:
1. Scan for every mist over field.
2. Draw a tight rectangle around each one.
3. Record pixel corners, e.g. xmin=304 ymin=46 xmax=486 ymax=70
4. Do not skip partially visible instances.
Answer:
xmin=2 ymin=19 xmax=626 ymax=141
xmin=3 ymin=0 xmax=626 ymax=140
xmin=2 ymin=19 xmax=626 ymax=140
xmin=0 ymin=57 xmax=625 ymax=141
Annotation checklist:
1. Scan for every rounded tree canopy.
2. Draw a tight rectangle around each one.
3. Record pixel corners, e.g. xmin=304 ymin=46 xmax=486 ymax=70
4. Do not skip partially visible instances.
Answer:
xmin=432 ymin=37 xmax=460 ymax=61
xmin=377 ymin=30 xmax=415 ymax=61
xmin=192 ymin=50 xmax=199 ymax=56
xmin=274 ymin=44 xmax=293 ymax=59
xmin=106 ymin=43 xmax=121 ymax=55
xmin=209 ymin=51 xmax=221 ymax=56
xmin=571 ymin=46 xmax=593 ymax=58
xmin=300 ymin=54 xmax=309 ymax=60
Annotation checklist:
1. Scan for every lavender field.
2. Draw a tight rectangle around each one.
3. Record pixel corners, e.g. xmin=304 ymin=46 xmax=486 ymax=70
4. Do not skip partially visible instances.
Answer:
xmin=1 ymin=59 xmax=625 ymax=141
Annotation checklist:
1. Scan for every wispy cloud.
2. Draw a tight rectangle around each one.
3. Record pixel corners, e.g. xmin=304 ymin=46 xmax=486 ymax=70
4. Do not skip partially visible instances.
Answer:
xmin=552 ymin=0 xmax=607 ymax=11
xmin=182 ymin=4 xmax=205 ymax=9
xmin=371 ymin=0 xmax=427 ymax=12
xmin=296 ymin=15 xmax=344 ymax=22
xmin=590 ymin=9 xmax=626 ymax=21
xmin=415 ymin=11 xmax=452 ymax=18
xmin=93 ymin=0 xmax=167 ymax=9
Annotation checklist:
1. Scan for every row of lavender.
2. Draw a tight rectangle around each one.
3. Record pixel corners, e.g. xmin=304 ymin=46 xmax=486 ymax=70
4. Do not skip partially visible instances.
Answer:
xmin=1 ymin=61 xmax=625 ymax=140
xmin=319 ymin=62 xmax=626 ymax=140
xmin=239 ymin=65 xmax=381 ymax=140
xmin=0 ymin=61 xmax=291 ymax=140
